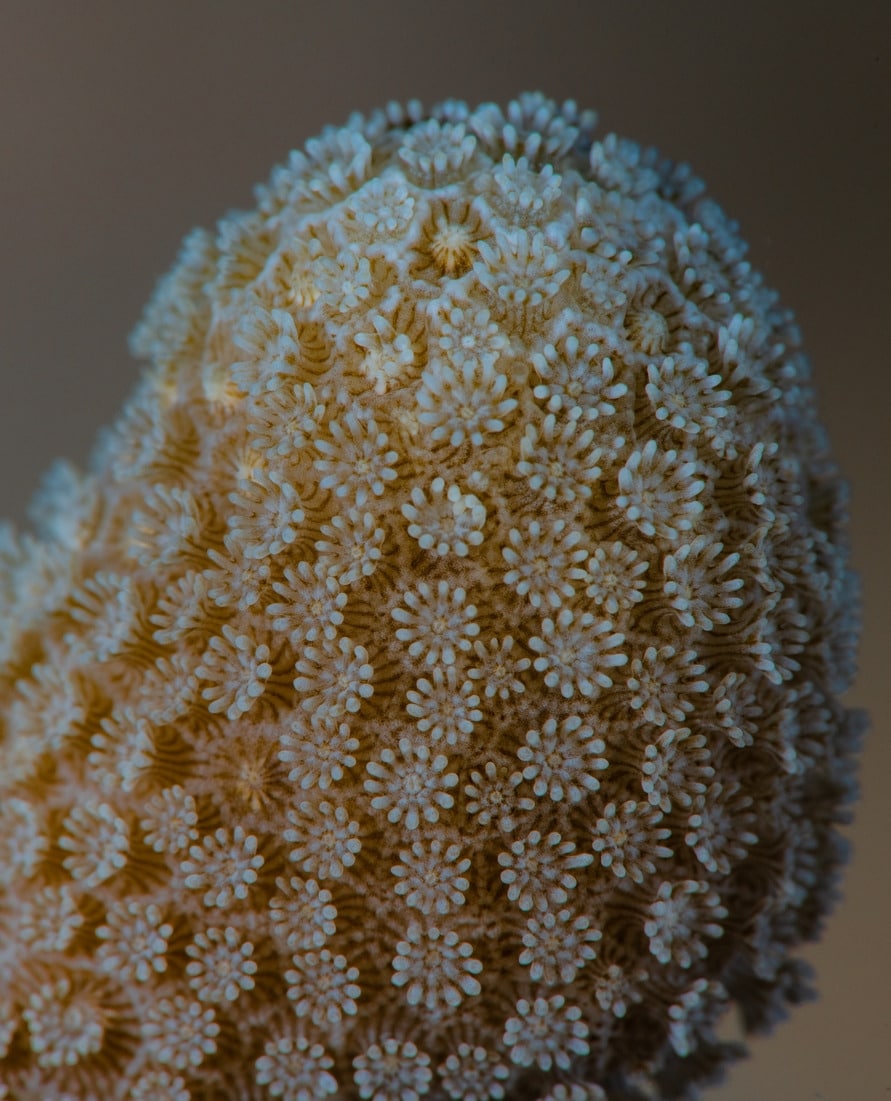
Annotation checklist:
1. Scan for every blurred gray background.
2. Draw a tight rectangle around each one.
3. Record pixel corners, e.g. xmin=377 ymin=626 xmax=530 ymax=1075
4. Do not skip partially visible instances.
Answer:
xmin=0 ymin=2 xmax=888 ymax=1097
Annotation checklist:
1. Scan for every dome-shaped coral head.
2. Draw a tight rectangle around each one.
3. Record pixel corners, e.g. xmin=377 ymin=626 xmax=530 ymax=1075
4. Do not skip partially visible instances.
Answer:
xmin=0 ymin=92 xmax=865 ymax=1101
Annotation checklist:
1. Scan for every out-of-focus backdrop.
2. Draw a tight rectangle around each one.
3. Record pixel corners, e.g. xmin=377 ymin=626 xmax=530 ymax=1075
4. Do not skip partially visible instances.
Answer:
xmin=1 ymin=3 xmax=888 ymax=1097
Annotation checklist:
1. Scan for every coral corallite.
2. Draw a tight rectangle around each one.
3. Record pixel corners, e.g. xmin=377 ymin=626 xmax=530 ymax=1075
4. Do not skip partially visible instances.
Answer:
xmin=0 ymin=93 xmax=865 ymax=1101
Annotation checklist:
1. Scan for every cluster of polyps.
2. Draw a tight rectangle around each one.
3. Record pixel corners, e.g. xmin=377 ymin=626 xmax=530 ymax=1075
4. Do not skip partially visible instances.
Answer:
xmin=0 ymin=93 xmax=862 ymax=1101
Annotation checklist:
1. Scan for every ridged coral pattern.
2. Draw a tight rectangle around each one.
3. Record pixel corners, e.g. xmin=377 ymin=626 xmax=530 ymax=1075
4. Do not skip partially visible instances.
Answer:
xmin=0 ymin=93 xmax=864 ymax=1101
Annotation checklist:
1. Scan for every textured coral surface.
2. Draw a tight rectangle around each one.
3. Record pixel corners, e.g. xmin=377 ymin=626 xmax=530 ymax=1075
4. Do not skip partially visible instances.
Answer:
xmin=0 ymin=94 xmax=863 ymax=1101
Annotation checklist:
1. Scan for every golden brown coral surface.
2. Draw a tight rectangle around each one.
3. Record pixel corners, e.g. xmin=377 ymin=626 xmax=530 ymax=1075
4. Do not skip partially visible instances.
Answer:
xmin=0 ymin=94 xmax=863 ymax=1101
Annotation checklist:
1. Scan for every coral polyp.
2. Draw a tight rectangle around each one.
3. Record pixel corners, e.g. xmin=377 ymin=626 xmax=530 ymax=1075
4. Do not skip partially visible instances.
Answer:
xmin=0 ymin=93 xmax=862 ymax=1101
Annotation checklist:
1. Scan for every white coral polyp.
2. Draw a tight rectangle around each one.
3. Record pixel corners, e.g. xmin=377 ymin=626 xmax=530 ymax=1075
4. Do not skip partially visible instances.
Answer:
xmin=255 ymin=1032 xmax=339 ymax=1101
xmin=390 ymin=923 xmax=483 ymax=1013
xmin=96 ymin=899 xmax=173 ymax=983
xmin=23 ymin=978 xmax=106 ymax=1069
xmin=503 ymin=995 xmax=590 ymax=1072
xmin=402 ymin=478 xmax=487 ymax=557
xmin=58 ymin=800 xmax=129 ymax=888
xmin=392 ymin=580 xmax=479 ymax=666
xmin=0 ymin=93 xmax=863 ymax=1101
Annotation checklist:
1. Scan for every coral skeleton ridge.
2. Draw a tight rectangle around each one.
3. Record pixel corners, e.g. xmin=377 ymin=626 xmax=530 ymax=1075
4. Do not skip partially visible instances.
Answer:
xmin=0 ymin=93 xmax=863 ymax=1101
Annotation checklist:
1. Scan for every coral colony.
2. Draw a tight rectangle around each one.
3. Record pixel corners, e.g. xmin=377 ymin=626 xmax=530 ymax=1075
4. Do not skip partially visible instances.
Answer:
xmin=0 ymin=94 xmax=863 ymax=1101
